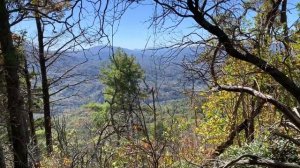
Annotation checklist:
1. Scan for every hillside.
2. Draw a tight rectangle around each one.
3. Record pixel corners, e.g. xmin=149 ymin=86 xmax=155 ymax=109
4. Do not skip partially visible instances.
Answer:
xmin=49 ymin=46 xmax=205 ymax=112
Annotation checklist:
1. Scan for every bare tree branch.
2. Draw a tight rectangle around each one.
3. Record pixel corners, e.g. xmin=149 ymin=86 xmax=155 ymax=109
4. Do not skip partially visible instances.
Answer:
xmin=215 ymin=85 xmax=300 ymax=129
xmin=223 ymin=154 xmax=300 ymax=168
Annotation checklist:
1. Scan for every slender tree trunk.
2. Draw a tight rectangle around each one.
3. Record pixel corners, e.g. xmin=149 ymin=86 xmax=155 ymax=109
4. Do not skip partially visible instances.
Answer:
xmin=20 ymin=96 xmax=30 ymax=150
xmin=0 ymin=143 xmax=6 ymax=168
xmin=248 ymin=117 xmax=255 ymax=142
xmin=247 ymin=82 xmax=258 ymax=143
xmin=0 ymin=1 xmax=29 ymax=167
xmin=213 ymin=101 xmax=265 ymax=157
xmin=281 ymin=0 xmax=288 ymax=45
xmin=129 ymin=103 xmax=133 ymax=138
xmin=24 ymin=57 xmax=40 ymax=164
xmin=247 ymin=98 xmax=256 ymax=143
xmin=153 ymin=158 xmax=159 ymax=168
xmin=191 ymin=74 xmax=198 ymax=127
xmin=242 ymin=99 xmax=249 ymax=140
xmin=35 ymin=12 xmax=53 ymax=154
xmin=151 ymin=88 xmax=157 ymax=140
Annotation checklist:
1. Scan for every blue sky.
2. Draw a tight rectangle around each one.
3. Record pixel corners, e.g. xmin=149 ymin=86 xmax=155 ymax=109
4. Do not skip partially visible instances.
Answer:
xmin=111 ymin=3 xmax=196 ymax=49
xmin=88 ymin=1 xmax=300 ymax=50
xmin=12 ymin=2 xmax=197 ymax=50
xmin=111 ymin=4 xmax=155 ymax=49
xmin=12 ymin=1 xmax=300 ymax=50
xmin=114 ymin=3 xmax=299 ymax=50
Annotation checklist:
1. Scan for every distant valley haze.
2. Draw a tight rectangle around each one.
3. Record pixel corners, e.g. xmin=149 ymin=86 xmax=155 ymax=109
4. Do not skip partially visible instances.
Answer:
xmin=40 ymin=45 xmax=206 ymax=114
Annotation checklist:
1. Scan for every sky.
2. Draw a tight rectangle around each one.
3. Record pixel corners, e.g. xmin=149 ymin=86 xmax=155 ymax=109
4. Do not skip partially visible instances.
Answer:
xmin=113 ymin=2 xmax=300 ymax=50
xmin=11 ymin=1 xmax=300 ymax=50
xmin=111 ymin=4 xmax=155 ymax=49
xmin=11 ymin=1 xmax=198 ymax=50
xmin=105 ymin=3 xmax=197 ymax=50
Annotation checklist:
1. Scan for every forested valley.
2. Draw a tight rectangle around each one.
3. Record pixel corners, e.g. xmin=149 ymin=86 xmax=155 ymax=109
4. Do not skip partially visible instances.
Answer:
xmin=0 ymin=0 xmax=300 ymax=168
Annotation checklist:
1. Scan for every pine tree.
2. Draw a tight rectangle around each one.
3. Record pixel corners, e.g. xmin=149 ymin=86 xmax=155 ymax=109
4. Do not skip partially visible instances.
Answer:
xmin=100 ymin=49 xmax=144 ymax=137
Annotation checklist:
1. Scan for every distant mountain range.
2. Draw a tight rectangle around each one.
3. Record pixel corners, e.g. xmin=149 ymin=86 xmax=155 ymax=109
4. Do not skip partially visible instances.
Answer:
xmin=42 ymin=45 xmax=206 ymax=113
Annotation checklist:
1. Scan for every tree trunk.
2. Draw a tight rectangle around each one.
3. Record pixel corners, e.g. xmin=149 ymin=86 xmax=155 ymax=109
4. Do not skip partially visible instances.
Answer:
xmin=248 ymin=118 xmax=255 ymax=143
xmin=0 ymin=143 xmax=6 ymax=168
xmin=213 ymin=101 xmax=265 ymax=157
xmin=151 ymin=88 xmax=157 ymax=140
xmin=247 ymin=99 xmax=256 ymax=143
xmin=0 ymin=1 xmax=29 ymax=167
xmin=24 ymin=57 xmax=40 ymax=163
xmin=35 ymin=13 xmax=53 ymax=154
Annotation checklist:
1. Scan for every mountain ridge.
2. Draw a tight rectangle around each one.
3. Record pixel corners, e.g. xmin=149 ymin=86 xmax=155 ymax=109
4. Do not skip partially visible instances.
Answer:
xmin=35 ymin=45 xmax=205 ymax=113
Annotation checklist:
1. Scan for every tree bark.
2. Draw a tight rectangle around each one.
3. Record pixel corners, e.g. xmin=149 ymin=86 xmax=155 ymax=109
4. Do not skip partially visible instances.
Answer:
xmin=0 ymin=143 xmax=6 ymax=168
xmin=151 ymin=88 xmax=157 ymax=140
xmin=35 ymin=11 xmax=53 ymax=154
xmin=0 ymin=0 xmax=29 ymax=167
xmin=247 ymin=99 xmax=256 ymax=143
xmin=218 ymin=85 xmax=300 ymax=129
xmin=223 ymin=154 xmax=300 ymax=168
xmin=24 ymin=57 xmax=40 ymax=163
xmin=213 ymin=100 xmax=265 ymax=157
